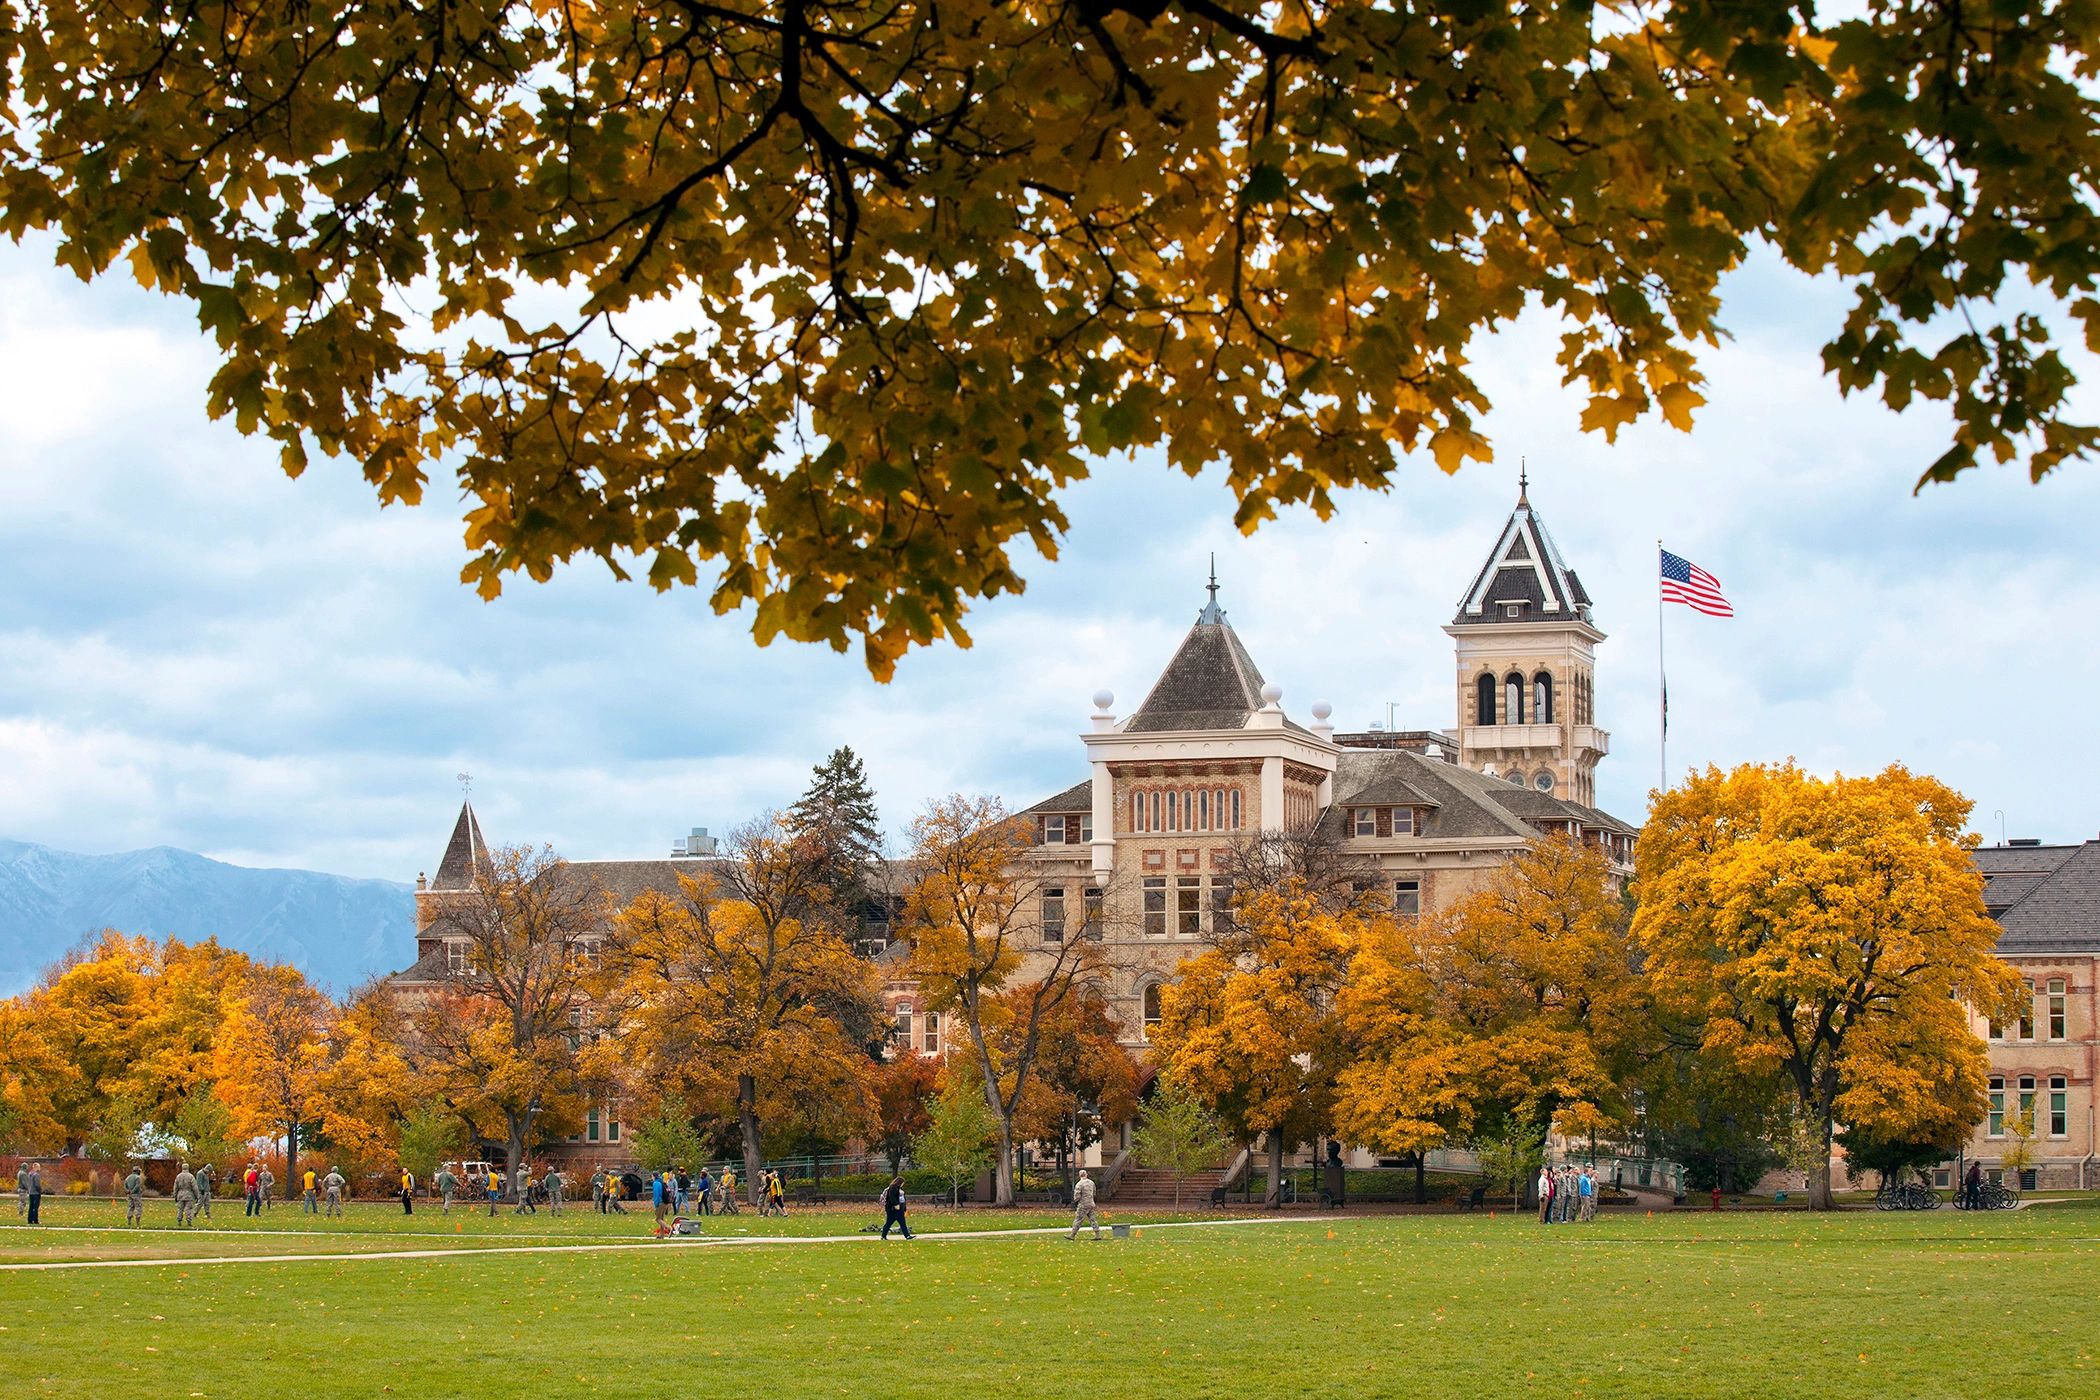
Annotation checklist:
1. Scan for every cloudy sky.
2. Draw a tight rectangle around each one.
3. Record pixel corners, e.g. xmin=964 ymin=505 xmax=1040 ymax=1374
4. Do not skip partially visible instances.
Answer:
xmin=3 ymin=234 xmax=2096 ymax=881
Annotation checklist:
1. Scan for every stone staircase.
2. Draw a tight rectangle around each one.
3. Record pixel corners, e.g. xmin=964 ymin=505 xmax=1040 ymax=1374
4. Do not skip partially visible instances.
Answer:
xmin=1107 ymin=1166 xmax=1232 ymax=1208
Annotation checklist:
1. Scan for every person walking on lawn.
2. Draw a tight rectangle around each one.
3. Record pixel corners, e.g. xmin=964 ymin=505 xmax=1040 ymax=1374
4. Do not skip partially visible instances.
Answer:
xmin=1068 ymin=1169 xmax=1102 ymax=1240
xmin=486 ymin=1166 xmax=503 ymax=1217
xmin=399 ymin=1165 xmax=416 ymax=1215
xmin=195 ymin=1162 xmax=214 ymax=1220
xmin=547 ymin=1167 xmax=565 ymax=1215
xmin=591 ymin=1168 xmax=608 ymax=1213
xmin=302 ymin=1166 xmax=318 ymax=1214
xmin=323 ymin=1166 xmax=346 ymax=1217
xmin=23 ymin=1162 xmax=43 ymax=1225
xmin=244 ymin=1162 xmax=263 ymax=1217
xmin=719 ymin=1168 xmax=739 ymax=1215
xmin=435 ymin=1166 xmax=457 ymax=1212
xmin=258 ymin=1165 xmax=275 ymax=1209
xmin=1579 ymin=1168 xmax=1597 ymax=1222
xmin=124 ymin=1165 xmax=145 ymax=1224
xmin=1536 ymin=1166 xmax=1553 ymax=1225
xmin=881 ymin=1175 xmax=914 ymax=1239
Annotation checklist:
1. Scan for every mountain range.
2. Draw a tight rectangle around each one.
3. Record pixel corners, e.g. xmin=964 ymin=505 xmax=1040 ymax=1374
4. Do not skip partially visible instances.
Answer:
xmin=0 ymin=838 xmax=414 ymax=997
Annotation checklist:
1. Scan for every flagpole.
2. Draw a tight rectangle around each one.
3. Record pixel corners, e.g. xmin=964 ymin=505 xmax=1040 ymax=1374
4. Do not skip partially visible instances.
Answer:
xmin=1657 ymin=540 xmax=1667 ymax=794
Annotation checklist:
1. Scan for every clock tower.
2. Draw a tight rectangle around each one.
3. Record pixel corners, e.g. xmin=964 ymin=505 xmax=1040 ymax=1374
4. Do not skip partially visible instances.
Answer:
xmin=1443 ymin=480 xmax=1610 ymax=805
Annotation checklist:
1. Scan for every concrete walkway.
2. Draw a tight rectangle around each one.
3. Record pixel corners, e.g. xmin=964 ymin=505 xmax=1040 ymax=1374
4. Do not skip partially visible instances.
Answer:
xmin=0 ymin=1214 xmax=1343 ymax=1273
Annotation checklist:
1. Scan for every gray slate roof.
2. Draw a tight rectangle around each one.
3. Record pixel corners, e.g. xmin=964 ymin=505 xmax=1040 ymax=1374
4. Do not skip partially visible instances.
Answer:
xmin=1989 ymin=840 xmax=2100 ymax=955
xmin=1326 ymin=749 xmax=1634 ymax=841
xmin=1453 ymin=490 xmax=1594 ymax=626
xmin=1127 ymin=609 xmax=1271 ymax=733
xmin=1019 ymin=781 xmax=1092 ymax=816
xmin=431 ymin=802 xmax=488 ymax=891
xmin=1974 ymin=843 xmax=2078 ymax=914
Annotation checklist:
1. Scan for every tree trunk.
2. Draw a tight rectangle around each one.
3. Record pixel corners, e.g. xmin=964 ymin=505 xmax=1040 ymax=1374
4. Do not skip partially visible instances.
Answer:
xmin=505 ymin=1119 xmax=527 ymax=1199
xmin=1807 ymin=1105 xmax=1837 ymax=1211
xmin=1264 ymin=1130 xmax=1285 ymax=1208
xmin=1414 ymin=1154 xmax=1426 ymax=1205
xmin=992 ymin=1115 xmax=1016 ymax=1207
xmin=285 ymin=1121 xmax=300 ymax=1200
xmin=738 ymin=1074 xmax=764 ymax=1207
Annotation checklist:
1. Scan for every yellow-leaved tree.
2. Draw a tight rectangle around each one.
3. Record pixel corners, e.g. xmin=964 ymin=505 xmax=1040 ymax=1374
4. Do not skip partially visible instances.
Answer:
xmin=1153 ymin=879 xmax=1357 ymax=1205
xmin=1334 ymin=835 xmax=1638 ymax=1198
xmin=408 ymin=845 xmax=601 ymax=1187
xmin=0 ymin=996 xmax=74 ymax=1154
xmin=214 ymin=962 xmax=335 ymax=1194
xmin=1634 ymin=762 xmax=2020 ymax=1210
xmin=8 ymin=5 xmax=2093 ymax=672
xmin=598 ymin=817 xmax=886 ymax=1205
xmin=902 ymin=796 xmax=1109 ymax=1206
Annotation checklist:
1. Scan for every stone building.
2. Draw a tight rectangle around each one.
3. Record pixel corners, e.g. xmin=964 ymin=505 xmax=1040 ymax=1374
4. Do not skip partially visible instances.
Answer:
xmin=1963 ymin=839 xmax=2100 ymax=1189
xmin=384 ymin=485 xmax=1637 ymax=1162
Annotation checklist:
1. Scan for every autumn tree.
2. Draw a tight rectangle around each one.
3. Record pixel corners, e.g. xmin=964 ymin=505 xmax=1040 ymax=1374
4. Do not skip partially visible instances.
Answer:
xmin=410 ymin=844 xmax=603 ymax=1189
xmin=171 ymin=1085 xmax=240 ymax=1174
xmin=215 ymin=963 xmax=334 ymax=1193
xmin=1010 ymin=987 xmax=1140 ymax=1191
xmin=29 ymin=931 xmax=163 ymax=1150
xmin=1634 ymin=762 xmax=2020 ymax=1210
xmin=0 ymin=997 xmax=72 ymax=1155
xmin=320 ymin=982 xmax=426 ymax=1193
xmin=901 ymin=795 xmax=1112 ymax=1206
xmin=598 ymin=817 xmax=885 ymax=1205
xmin=1152 ymin=879 xmax=1356 ymax=1205
xmin=11 ymin=5 xmax=2088 ymax=672
xmin=1331 ymin=913 xmax=1473 ymax=1204
xmin=1428 ymin=835 xmax=1642 ymax=1141
xmin=1132 ymin=1075 xmax=1231 ymax=1209
xmin=870 ymin=1053 xmax=942 ymax=1174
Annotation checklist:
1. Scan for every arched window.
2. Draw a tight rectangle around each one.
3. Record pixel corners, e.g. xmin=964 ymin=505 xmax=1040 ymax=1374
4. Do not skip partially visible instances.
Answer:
xmin=1505 ymin=672 xmax=1525 ymax=725
xmin=1476 ymin=672 xmax=1497 ymax=725
xmin=1533 ymin=671 xmax=1554 ymax=724
xmin=1142 ymin=983 xmax=1164 ymax=1038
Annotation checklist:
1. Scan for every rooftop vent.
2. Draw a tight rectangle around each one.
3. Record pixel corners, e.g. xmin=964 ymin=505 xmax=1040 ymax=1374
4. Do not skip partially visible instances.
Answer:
xmin=2008 ymin=837 xmax=2042 ymax=847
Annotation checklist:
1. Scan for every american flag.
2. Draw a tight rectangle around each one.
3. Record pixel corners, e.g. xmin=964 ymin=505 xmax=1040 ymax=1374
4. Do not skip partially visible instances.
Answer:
xmin=1660 ymin=549 xmax=1733 ymax=617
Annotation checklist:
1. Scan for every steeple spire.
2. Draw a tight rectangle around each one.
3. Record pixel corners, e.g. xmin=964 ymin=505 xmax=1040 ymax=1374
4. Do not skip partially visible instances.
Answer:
xmin=1518 ymin=457 xmax=1529 ymax=506
xmin=1197 ymin=553 xmax=1226 ymax=624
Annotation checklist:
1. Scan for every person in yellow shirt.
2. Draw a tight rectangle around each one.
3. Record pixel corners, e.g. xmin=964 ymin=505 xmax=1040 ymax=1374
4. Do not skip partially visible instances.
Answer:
xmin=720 ymin=1168 xmax=739 ymax=1215
xmin=398 ymin=1166 xmax=415 ymax=1216
xmin=302 ymin=1167 xmax=318 ymax=1214
xmin=486 ymin=1167 xmax=502 ymax=1217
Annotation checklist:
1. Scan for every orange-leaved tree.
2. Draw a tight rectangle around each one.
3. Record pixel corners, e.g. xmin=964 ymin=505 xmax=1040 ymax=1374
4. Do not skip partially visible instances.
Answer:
xmin=598 ymin=817 xmax=885 ymax=1205
xmin=410 ymin=844 xmax=602 ymax=1186
xmin=215 ymin=962 xmax=335 ymax=1193
xmin=1634 ymin=762 xmax=2020 ymax=1210
xmin=1152 ymin=879 xmax=1357 ymax=1205
xmin=902 ymin=795 xmax=1110 ymax=1206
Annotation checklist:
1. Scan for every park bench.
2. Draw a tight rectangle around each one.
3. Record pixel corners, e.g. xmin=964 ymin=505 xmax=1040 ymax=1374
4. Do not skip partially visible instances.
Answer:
xmin=1457 ymin=1186 xmax=1487 ymax=1212
xmin=792 ymin=1184 xmax=827 ymax=1206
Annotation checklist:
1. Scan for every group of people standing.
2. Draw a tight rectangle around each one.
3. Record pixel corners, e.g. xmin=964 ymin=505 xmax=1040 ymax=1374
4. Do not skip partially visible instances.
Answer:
xmin=1535 ymin=1164 xmax=1600 ymax=1224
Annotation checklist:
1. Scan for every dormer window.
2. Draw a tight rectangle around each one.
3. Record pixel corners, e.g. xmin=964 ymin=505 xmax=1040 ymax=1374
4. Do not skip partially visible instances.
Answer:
xmin=445 ymin=939 xmax=469 ymax=975
xmin=1501 ymin=602 xmax=1524 ymax=619
xmin=1044 ymin=814 xmax=1066 ymax=843
xmin=1353 ymin=808 xmax=1378 ymax=837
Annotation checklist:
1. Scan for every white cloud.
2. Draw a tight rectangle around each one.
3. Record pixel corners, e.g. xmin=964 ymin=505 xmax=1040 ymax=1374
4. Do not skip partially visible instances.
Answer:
xmin=2 ymin=238 xmax=2097 ymax=884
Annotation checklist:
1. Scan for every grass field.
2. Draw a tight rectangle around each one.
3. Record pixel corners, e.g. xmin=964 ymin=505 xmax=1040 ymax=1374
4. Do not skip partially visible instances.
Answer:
xmin=1 ymin=1196 xmax=2096 ymax=1397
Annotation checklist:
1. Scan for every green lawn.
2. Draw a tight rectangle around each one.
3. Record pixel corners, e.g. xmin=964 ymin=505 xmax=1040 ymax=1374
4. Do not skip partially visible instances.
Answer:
xmin=1 ymin=1200 xmax=2095 ymax=1397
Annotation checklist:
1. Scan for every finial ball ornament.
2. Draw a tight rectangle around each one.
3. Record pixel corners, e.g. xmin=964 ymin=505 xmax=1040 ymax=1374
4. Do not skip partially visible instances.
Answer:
xmin=1092 ymin=689 xmax=1114 ymax=712
xmin=1260 ymin=682 xmax=1283 ymax=705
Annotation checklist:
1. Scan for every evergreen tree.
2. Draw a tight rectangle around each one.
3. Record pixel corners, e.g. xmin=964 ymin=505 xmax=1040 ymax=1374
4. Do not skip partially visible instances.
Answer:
xmin=788 ymin=746 xmax=885 ymax=919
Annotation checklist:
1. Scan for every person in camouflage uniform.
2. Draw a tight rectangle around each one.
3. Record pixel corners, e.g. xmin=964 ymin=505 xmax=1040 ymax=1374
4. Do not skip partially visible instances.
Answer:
xmin=435 ymin=1166 xmax=458 ymax=1212
xmin=257 ymin=1165 xmax=275 ymax=1209
xmin=322 ymin=1166 xmax=346 ymax=1217
xmin=194 ymin=1162 xmax=214 ymax=1220
xmin=546 ymin=1167 xmax=565 ymax=1215
xmin=123 ymin=1165 xmax=145 ymax=1225
xmin=172 ymin=1163 xmax=198 ymax=1227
